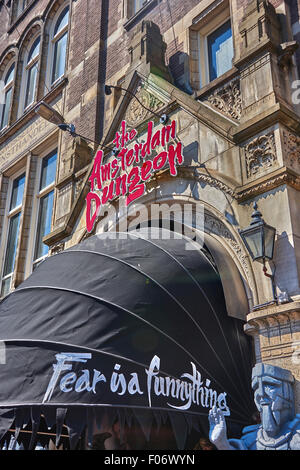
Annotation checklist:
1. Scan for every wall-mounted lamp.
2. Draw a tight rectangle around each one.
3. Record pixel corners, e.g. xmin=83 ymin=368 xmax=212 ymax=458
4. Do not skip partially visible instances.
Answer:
xmin=239 ymin=202 xmax=277 ymax=308
xmin=105 ymin=84 xmax=169 ymax=125
xmin=35 ymin=102 xmax=119 ymax=156
xmin=34 ymin=101 xmax=65 ymax=126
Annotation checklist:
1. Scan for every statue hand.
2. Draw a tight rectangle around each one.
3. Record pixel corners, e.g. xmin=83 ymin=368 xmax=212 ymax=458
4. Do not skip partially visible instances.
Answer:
xmin=208 ymin=406 xmax=233 ymax=450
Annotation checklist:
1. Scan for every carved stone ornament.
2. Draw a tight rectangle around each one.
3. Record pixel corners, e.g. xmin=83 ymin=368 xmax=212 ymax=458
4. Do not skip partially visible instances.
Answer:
xmin=203 ymin=212 xmax=254 ymax=293
xmin=125 ymin=84 xmax=164 ymax=128
xmin=50 ymin=242 xmax=65 ymax=256
xmin=206 ymin=78 xmax=242 ymax=121
xmin=74 ymin=175 xmax=85 ymax=200
xmin=245 ymin=133 xmax=277 ymax=177
xmin=283 ymin=129 xmax=300 ymax=169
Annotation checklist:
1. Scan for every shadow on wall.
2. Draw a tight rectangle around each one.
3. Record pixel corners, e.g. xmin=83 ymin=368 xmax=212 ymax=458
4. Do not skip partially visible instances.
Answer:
xmin=182 ymin=141 xmax=199 ymax=166
xmin=168 ymin=51 xmax=193 ymax=94
xmin=274 ymin=230 xmax=300 ymax=298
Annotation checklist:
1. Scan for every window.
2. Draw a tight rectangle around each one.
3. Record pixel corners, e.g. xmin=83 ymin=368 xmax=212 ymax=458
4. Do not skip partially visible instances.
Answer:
xmin=0 ymin=62 xmax=15 ymax=130
xmin=207 ymin=20 xmax=233 ymax=82
xmin=17 ymin=0 xmax=27 ymax=16
xmin=126 ymin=0 xmax=151 ymax=18
xmin=189 ymin=10 xmax=234 ymax=90
xmin=24 ymin=36 xmax=40 ymax=110
xmin=32 ymin=150 xmax=57 ymax=269
xmin=51 ymin=6 xmax=69 ymax=84
xmin=133 ymin=0 xmax=149 ymax=14
xmin=1 ymin=173 xmax=25 ymax=297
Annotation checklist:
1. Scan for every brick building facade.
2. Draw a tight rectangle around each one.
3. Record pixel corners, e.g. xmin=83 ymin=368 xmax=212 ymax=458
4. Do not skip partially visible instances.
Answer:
xmin=0 ymin=0 xmax=300 ymax=450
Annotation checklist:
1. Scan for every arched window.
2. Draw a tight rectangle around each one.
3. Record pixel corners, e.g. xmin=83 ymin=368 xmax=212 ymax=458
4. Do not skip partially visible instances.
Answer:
xmin=24 ymin=36 xmax=40 ymax=109
xmin=0 ymin=62 xmax=15 ymax=130
xmin=51 ymin=6 xmax=69 ymax=84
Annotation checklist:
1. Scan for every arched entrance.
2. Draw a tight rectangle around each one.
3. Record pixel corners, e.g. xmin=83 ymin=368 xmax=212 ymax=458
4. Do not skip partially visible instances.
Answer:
xmin=0 ymin=226 xmax=256 ymax=449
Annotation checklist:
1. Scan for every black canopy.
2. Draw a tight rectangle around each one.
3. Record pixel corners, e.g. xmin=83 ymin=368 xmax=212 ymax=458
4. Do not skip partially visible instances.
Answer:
xmin=0 ymin=228 xmax=254 ymax=449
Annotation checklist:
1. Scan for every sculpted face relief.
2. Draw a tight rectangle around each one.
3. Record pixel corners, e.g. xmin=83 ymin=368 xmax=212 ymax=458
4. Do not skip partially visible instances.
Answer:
xmin=86 ymin=119 xmax=184 ymax=232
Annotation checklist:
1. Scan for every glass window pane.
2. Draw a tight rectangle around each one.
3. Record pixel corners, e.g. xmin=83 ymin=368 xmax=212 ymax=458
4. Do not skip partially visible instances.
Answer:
xmin=25 ymin=64 xmax=38 ymax=108
xmin=27 ymin=37 xmax=40 ymax=64
xmin=207 ymin=20 xmax=233 ymax=81
xmin=52 ymin=32 xmax=68 ymax=83
xmin=10 ymin=174 xmax=25 ymax=211
xmin=17 ymin=0 xmax=27 ymax=16
xmin=5 ymin=64 xmax=15 ymax=86
xmin=34 ymin=190 xmax=54 ymax=261
xmin=40 ymin=151 xmax=57 ymax=190
xmin=1 ymin=87 xmax=12 ymax=130
xmin=243 ymin=229 xmax=263 ymax=260
xmin=1 ymin=276 xmax=12 ymax=298
xmin=54 ymin=8 xmax=69 ymax=36
xmin=3 ymin=212 xmax=21 ymax=277
xmin=134 ymin=0 xmax=147 ymax=13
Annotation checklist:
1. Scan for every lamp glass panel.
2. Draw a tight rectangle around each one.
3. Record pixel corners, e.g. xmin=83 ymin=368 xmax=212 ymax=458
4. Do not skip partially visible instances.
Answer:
xmin=243 ymin=227 xmax=263 ymax=260
xmin=264 ymin=225 xmax=276 ymax=259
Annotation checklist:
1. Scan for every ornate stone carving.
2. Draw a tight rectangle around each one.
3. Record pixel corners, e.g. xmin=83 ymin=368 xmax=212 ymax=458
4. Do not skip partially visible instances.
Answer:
xmin=50 ymin=242 xmax=65 ymax=256
xmin=206 ymin=78 xmax=242 ymax=121
xmin=245 ymin=132 xmax=277 ymax=177
xmin=283 ymin=130 xmax=300 ymax=169
xmin=236 ymin=170 xmax=300 ymax=201
xmin=203 ymin=213 xmax=253 ymax=291
xmin=193 ymin=169 xmax=235 ymax=197
xmin=125 ymin=84 xmax=164 ymax=128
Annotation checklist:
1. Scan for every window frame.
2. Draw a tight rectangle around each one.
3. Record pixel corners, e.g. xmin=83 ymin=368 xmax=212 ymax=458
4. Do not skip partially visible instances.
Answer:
xmin=17 ymin=0 xmax=28 ymax=17
xmin=48 ymin=5 xmax=70 ymax=88
xmin=205 ymin=18 xmax=234 ymax=83
xmin=193 ymin=7 xmax=234 ymax=89
xmin=124 ymin=0 xmax=158 ymax=29
xmin=132 ymin=0 xmax=149 ymax=15
xmin=28 ymin=148 xmax=57 ymax=273
xmin=24 ymin=36 xmax=40 ymax=110
xmin=18 ymin=34 xmax=41 ymax=116
xmin=0 ymin=169 xmax=26 ymax=298
xmin=0 ymin=60 xmax=15 ymax=131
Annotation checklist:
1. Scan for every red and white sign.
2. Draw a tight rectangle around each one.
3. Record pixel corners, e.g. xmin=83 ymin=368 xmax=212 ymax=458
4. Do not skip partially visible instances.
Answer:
xmin=86 ymin=119 xmax=184 ymax=232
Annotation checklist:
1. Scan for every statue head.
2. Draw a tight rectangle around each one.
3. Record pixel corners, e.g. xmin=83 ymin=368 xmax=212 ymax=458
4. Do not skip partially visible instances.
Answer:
xmin=252 ymin=363 xmax=294 ymax=437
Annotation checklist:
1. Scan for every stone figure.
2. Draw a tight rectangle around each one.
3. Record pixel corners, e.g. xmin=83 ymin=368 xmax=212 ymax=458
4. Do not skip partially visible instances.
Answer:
xmin=209 ymin=363 xmax=300 ymax=450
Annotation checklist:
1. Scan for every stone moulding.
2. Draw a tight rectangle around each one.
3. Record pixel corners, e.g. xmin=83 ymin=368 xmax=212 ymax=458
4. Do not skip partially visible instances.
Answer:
xmin=203 ymin=78 xmax=242 ymax=121
xmin=202 ymin=212 xmax=255 ymax=297
xmin=283 ymin=129 xmax=300 ymax=169
xmin=124 ymin=83 xmax=164 ymax=128
xmin=196 ymin=173 xmax=235 ymax=197
xmin=244 ymin=132 xmax=277 ymax=177
xmin=236 ymin=168 xmax=300 ymax=201
xmin=245 ymin=302 xmax=300 ymax=363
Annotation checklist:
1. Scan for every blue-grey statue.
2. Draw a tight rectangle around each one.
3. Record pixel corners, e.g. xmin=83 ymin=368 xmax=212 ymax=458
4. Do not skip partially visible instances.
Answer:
xmin=209 ymin=363 xmax=300 ymax=450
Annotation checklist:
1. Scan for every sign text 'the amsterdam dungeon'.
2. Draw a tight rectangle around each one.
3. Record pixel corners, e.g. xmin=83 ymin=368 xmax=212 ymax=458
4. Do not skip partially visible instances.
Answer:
xmin=86 ymin=119 xmax=184 ymax=232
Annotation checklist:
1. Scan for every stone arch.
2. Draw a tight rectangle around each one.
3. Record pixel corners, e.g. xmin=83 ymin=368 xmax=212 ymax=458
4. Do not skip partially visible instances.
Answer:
xmin=92 ymin=185 xmax=257 ymax=320
xmin=16 ymin=20 xmax=42 ymax=52
xmin=43 ymin=0 xmax=69 ymax=23
xmin=0 ymin=47 xmax=17 ymax=76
